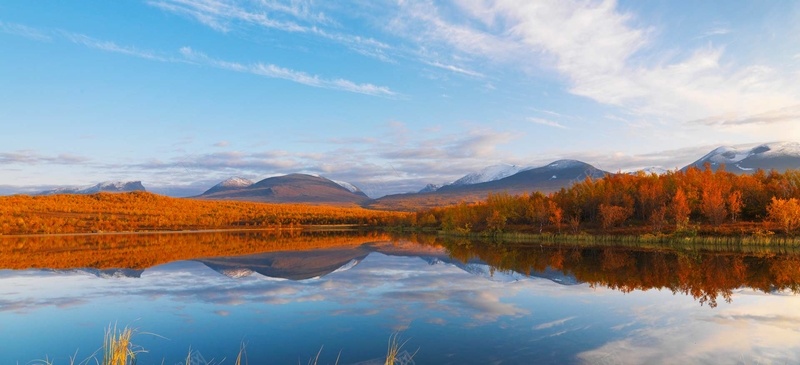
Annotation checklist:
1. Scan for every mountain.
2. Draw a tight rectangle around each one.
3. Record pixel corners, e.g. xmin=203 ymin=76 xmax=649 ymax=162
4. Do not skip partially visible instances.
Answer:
xmin=419 ymin=163 xmax=527 ymax=193
xmin=371 ymin=159 xmax=610 ymax=210
xmin=330 ymin=179 xmax=366 ymax=195
xmin=683 ymin=142 xmax=800 ymax=173
xmin=418 ymin=184 xmax=442 ymax=193
xmin=39 ymin=181 xmax=146 ymax=195
xmin=628 ymin=166 xmax=670 ymax=175
xmin=450 ymin=163 xmax=527 ymax=186
xmin=201 ymin=177 xmax=254 ymax=195
xmin=196 ymin=173 xmax=370 ymax=205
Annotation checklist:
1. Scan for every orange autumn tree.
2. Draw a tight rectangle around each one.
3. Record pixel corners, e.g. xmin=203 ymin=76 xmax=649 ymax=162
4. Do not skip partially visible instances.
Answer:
xmin=671 ymin=188 xmax=691 ymax=230
xmin=767 ymin=197 xmax=800 ymax=235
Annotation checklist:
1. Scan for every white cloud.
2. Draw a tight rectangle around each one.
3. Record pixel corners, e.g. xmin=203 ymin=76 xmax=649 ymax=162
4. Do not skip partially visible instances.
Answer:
xmin=148 ymin=0 xmax=390 ymax=58
xmin=534 ymin=316 xmax=576 ymax=330
xmin=577 ymin=291 xmax=800 ymax=365
xmin=388 ymin=0 xmax=800 ymax=126
xmin=62 ymin=32 xmax=175 ymax=62
xmin=0 ymin=21 xmax=51 ymax=41
xmin=426 ymin=61 xmax=485 ymax=78
xmin=528 ymin=117 xmax=566 ymax=129
xmin=179 ymin=46 xmax=396 ymax=96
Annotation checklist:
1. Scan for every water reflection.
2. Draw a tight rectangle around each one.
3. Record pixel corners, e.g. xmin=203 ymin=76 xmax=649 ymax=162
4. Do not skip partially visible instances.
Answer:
xmin=1 ymin=232 xmax=800 ymax=364
xmin=439 ymin=240 xmax=800 ymax=307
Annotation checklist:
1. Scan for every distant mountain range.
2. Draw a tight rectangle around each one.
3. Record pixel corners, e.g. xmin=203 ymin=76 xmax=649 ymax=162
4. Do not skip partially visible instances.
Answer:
xmin=22 ymin=141 xmax=800 ymax=209
xmin=38 ymin=181 xmax=146 ymax=195
xmin=369 ymin=159 xmax=609 ymax=210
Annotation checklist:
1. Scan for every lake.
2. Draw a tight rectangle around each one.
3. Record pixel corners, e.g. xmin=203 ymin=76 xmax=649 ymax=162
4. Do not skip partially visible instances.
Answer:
xmin=2 ymin=231 xmax=800 ymax=364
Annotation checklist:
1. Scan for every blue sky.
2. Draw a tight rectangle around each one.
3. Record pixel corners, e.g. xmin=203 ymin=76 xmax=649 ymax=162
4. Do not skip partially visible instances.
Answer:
xmin=1 ymin=0 xmax=799 ymax=197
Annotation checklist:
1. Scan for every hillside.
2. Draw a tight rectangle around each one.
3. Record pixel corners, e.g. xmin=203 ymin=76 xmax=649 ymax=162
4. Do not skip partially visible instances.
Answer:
xmin=197 ymin=174 xmax=370 ymax=206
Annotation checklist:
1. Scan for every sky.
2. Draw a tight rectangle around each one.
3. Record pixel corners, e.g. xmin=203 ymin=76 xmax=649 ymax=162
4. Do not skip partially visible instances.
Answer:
xmin=1 ymin=0 xmax=799 ymax=197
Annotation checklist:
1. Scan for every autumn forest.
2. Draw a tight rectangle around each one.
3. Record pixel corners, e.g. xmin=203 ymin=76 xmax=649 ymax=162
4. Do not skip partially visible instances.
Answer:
xmin=4 ymin=165 xmax=800 ymax=241
xmin=410 ymin=165 xmax=800 ymax=237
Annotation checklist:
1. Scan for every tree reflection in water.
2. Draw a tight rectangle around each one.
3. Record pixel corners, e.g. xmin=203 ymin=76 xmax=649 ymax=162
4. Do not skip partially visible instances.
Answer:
xmin=436 ymin=237 xmax=800 ymax=307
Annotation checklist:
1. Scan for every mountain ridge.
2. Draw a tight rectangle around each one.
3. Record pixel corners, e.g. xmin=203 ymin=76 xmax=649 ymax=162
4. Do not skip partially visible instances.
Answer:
xmin=38 ymin=181 xmax=146 ymax=195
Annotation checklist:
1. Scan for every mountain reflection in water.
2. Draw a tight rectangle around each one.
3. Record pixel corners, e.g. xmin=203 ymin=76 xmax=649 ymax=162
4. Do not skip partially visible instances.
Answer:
xmin=1 ymin=232 xmax=800 ymax=364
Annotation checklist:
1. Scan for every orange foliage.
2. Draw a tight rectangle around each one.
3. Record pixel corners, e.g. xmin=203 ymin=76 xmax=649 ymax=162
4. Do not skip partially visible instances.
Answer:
xmin=0 ymin=230 xmax=396 ymax=269
xmin=0 ymin=192 xmax=410 ymax=235
xmin=412 ymin=167 xmax=800 ymax=236
xmin=767 ymin=197 xmax=800 ymax=235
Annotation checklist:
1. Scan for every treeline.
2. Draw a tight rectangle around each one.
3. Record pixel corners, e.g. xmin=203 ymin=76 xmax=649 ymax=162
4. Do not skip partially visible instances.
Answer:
xmin=409 ymin=165 xmax=800 ymax=236
xmin=0 ymin=192 xmax=409 ymax=235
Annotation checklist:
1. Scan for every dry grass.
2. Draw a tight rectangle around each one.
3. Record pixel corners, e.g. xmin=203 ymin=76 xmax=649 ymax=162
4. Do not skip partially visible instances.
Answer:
xmin=102 ymin=324 xmax=144 ymax=365
xmin=385 ymin=333 xmax=417 ymax=365
xmin=27 ymin=329 xmax=417 ymax=365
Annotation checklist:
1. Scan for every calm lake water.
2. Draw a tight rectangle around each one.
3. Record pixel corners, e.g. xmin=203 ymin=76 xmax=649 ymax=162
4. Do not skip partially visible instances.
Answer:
xmin=2 ymin=232 xmax=800 ymax=364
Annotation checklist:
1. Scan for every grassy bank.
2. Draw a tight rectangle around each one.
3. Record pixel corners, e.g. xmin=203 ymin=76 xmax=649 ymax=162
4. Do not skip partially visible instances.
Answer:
xmin=435 ymin=229 xmax=800 ymax=252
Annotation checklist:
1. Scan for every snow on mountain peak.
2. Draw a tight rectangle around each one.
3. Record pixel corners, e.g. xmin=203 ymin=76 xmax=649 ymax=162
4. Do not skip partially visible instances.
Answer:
xmin=450 ymin=163 xmax=526 ymax=186
xmin=331 ymin=179 xmax=362 ymax=193
xmin=419 ymin=183 xmax=442 ymax=193
xmin=544 ymin=159 xmax=585 ymax=169
xmin=699 ymin=141 xmax=800 ymax=165
xmin=754 ymin=141 xmax=800 ymax=156
xmin=218 ymin=177 xmax=253 ymax=188
xmin=40 ymin=181 xmax=145 ymax=195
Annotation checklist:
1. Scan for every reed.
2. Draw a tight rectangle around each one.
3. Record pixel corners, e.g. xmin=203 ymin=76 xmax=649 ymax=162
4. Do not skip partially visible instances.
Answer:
xmin=102 ymin=324 xmax=143 ymax=365
xmin=437 ymin=230 xmax=800 ymax=252
xmin=385 ymin=332 xmax=417 ymax=365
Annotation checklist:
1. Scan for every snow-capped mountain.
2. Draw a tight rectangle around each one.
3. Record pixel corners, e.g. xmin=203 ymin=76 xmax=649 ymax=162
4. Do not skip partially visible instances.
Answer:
xmin=683 ymin=142 xmax=800 ymax=173
xmin=449 ymin=163 xmax=528 ymax=186
xmin=331 ymin=180 xmax=365 ymax=195
xmin=418 ymin=183 xmax=442 ymax=193
xmin=627 ymin=166 xmax=670 ymax=175
xmin=417 ymin=163 xmax=528 ymax=193
xmin=39 ymin=181 xmax=146 ymax=195
xmin=374 ymin=159 xmax=609 ymax=210
xmin=201 ymin=177 xmax=254 ymax=195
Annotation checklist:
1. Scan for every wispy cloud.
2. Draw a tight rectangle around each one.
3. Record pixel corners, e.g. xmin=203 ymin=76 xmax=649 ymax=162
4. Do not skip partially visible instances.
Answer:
xmin=0 ymin=21 xmax=51 ymax=41
xmin=1 ymin=21 xmax=395 ymax=97
xmin=690 ymin=104 xmax=800 ymax=126
xmin=61 ymin=32 xmax=176 ymax=62
xmin=696 ymin=26 xmax=732 ymax=39
xmin=0 ymin=151 xmax=90 ymax=165
xmin=534 ymin=316 xmax=576 ymax=330
xmin=426 ymin=61 xmax=485 ymax=78
xmin=179 ymin=46 xmax=396 ymax=96
xmin=528 ymin=117 xmax=567 ymax=129
xmin=147 ymin=0 xmax=390 ymax=58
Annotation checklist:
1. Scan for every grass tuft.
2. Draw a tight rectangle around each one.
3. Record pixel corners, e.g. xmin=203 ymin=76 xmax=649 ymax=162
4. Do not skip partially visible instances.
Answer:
xmin=102 ymin=324 xmax=144 ymax=365
xmin=385 ymin=332 xmax=417 ymax=365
